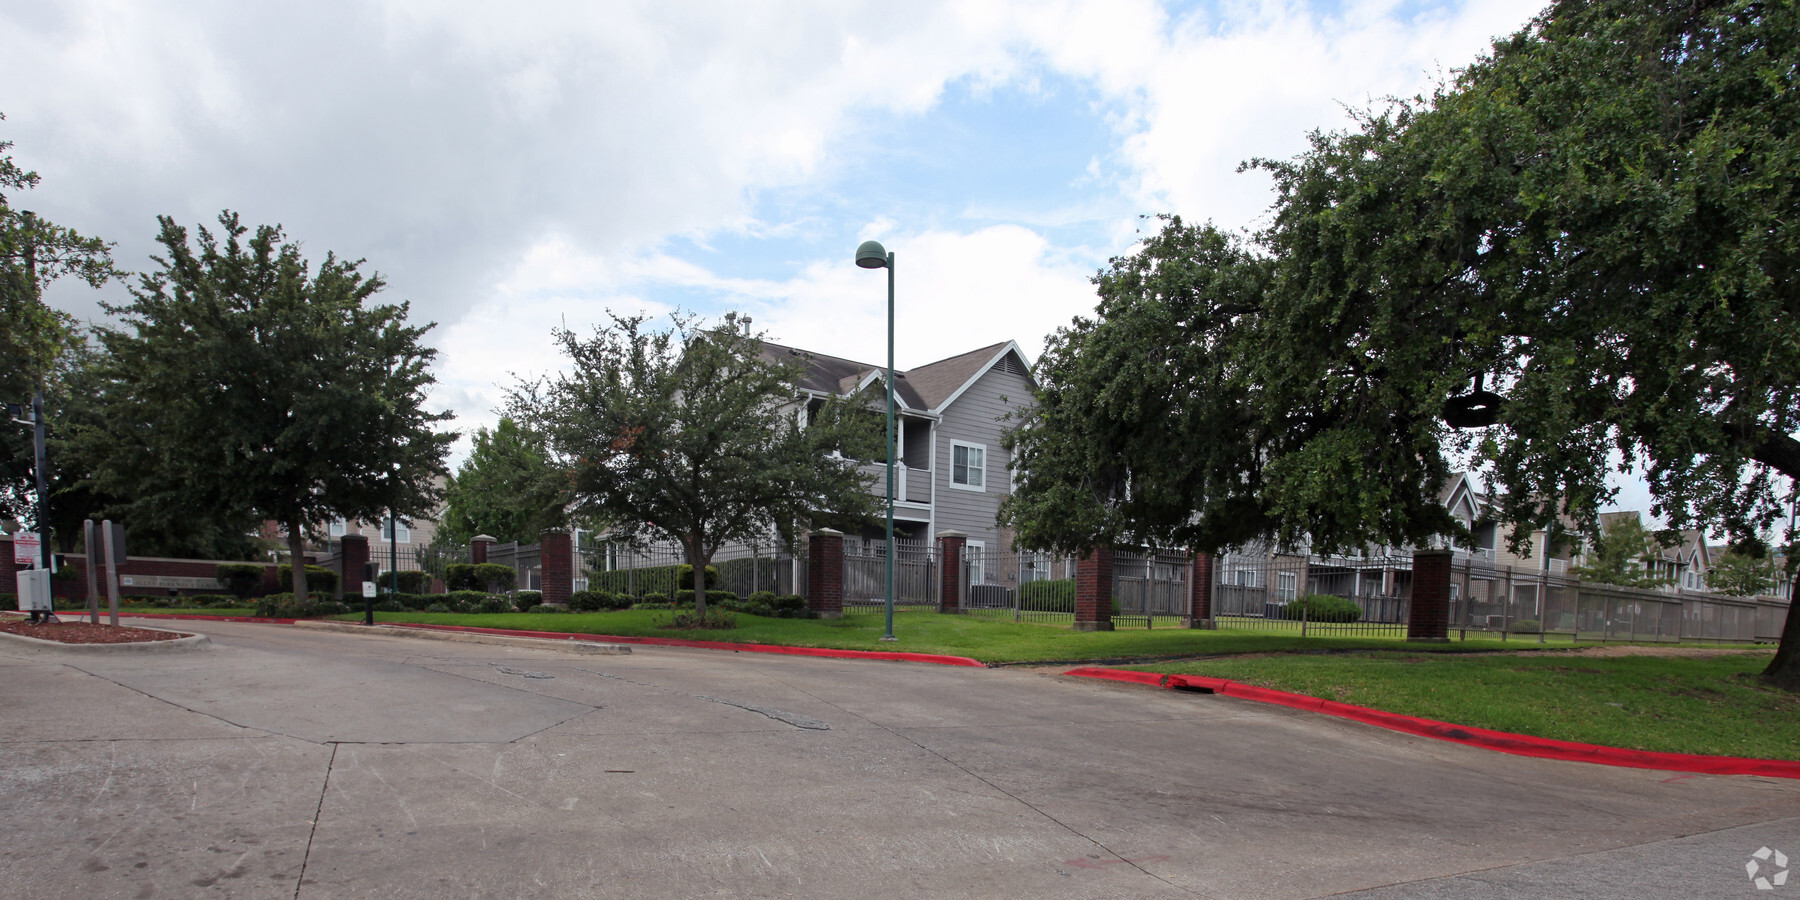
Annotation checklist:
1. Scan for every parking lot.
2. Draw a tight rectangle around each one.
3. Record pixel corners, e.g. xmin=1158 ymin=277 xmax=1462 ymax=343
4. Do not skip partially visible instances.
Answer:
xmin=3 ymin=618 xmax=1796 ymax=898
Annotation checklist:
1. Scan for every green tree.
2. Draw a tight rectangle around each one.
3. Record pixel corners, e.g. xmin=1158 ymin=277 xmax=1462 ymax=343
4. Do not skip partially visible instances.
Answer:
xmin=82 ymin=212 xmax=455 ymax=595
xmin=1004 ymin=0 xmax=1800 ymax=685
xmin=509 ymin=311 xmax=881 ymax=615
xmin=440 ymin=417 xmax=568 ymax=544
xmin=1569 ymin=516 xmax=1672 ymax=589
xmin=1709 ymin=548 xmax=1777 ymax=598
xmin=0 ymin=113 xmax=120 ymax=527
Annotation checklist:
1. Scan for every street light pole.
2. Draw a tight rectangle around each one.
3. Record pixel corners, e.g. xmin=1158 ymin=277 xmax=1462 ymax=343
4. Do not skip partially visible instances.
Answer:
xmin=856 ymin=240 xmax=898 ymax=642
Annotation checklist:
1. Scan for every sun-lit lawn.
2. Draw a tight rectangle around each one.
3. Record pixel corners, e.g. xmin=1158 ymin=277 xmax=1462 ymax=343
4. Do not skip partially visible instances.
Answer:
xmin=1127 ymin=651 xmax=1799 ymax=759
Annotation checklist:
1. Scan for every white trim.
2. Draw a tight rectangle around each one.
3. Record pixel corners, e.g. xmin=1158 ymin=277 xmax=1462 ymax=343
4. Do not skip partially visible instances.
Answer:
xmin=948 ymin=440 xmax=987 ymax=492
xmin=932 ymin=341 xmax=1033 ymax=413
xmin=967 ymin=539 xmax=986 ymax=584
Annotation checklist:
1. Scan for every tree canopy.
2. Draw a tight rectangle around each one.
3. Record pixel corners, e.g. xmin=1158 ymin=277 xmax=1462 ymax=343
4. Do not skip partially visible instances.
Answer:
xmin=1003 ymin=0 xmax=1800 ymax=684
xmin=1568 ymin=516 xmax=1673 ymax=590
xmin=440 ymin=417 xmax=568 ymax=545
xmin=80 ymin=213 xmax=455 ymax=594
xmin=0 ymin=112 xmax=120 ymax=528
xmin=510 ymin=312 xmax=881 ymax=615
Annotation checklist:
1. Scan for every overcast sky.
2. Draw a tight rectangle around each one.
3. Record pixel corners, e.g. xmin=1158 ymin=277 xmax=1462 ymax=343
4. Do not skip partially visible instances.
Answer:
xmin=11 ymin=0 xmax=1640 ymax=499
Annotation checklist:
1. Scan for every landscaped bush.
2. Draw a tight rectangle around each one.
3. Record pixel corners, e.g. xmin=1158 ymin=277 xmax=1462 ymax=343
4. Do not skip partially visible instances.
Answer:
xmin=715 ymin=556 xmax=783 ymax=594
xmin=1507 ymin=618 xmax=1542 ymax=634
xmin=514 ymin=591 xmax=544 ymax=612
xmin=1276 ymin=594 xmax=1364 ymax=623
xmin=570 ymin=589 xmax=630 ymax=612
xmin=374 ymin=599 xmax=407 ymax=612
xmin=216 ymin=563 xmax=266 ymax=599
xmin=275 ymin=564 xmax=340 ymax=594
xmin=586 ymin=563 xmax=717 ymax=597
xmin=393 ymin=570 xmax=433 ymax=594
xmin=444 ymin=563 xmax=478 ymax=591
xmin=655 ymin=608 xmax=736 ymax=630
xmin=187 ymin=594 xmax=241 ymax=608
xmin=443 ymin=563 xmax=516 ymax=592
xmin=719 ymin=591 xmax=813 ymax=618
xmin=1018 ymin=578 xmax=1074 ymax=609
xmin=254 ymin=593 xmax=347 ymax=618
xmin=533 ymin=605 xmax=569 ymax=614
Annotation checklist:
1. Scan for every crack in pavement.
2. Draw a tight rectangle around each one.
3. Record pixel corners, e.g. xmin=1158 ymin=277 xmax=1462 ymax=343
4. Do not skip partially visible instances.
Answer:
xmin=293 ymin=742 xmax=337 ymax=900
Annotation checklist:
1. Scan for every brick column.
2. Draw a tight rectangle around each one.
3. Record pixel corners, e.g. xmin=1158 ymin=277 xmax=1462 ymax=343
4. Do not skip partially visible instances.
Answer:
xmin=936 ymin=531 xmax=966 ymax=614
xmin=1409 ymin=548 xmax=1452 ymax=642
xmin=1074 ymin=547 xmax=1115 ymax=632
xmin=470 ymin=534 xmax=495 ymax=564
xmin=1185 ymin=551 xmax=1216 ymax=629
xmin=540 ymin=529 xmax=572 ymax=608
xmin=806 ymin=528 xmax=844 ymax=619
xmin=338 ymin=535 xmax=369 ymax=601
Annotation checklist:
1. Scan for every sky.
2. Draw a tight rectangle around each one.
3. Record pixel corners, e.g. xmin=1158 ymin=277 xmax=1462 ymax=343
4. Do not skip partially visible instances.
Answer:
xmin=9 ymin=0 xmax=1656 ymax=506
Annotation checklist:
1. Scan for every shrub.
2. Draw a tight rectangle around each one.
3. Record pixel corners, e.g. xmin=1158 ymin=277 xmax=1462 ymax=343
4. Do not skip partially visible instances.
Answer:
xmin=533 ymin=605 xmax=569 ymax=614
xmin=655 ymin=608 xmax=736 ymax=630
xmin=746 ymin=590 xmax=779 ymax=606
xmin=473 ymin=595 xmax=513 ymax=614
xmin=444 ymin=563 xmax=479 ymax=592
xmin=254 ymin=593 xmax=346 ymax=618
xmin=1507 ymin=618 xmax=1542 ymax=634
xmin=514 ymin=591 xmax=544 ymax=612
xmin=1018 ymin=579 xmax=1073 ymax=609
xmin=705 ymin=589 xmax=740 ymax=606
xmin=401 ymin=570 xmax=433 ymax=594
xmin=275 ymin=564 xmax=340 ymax=594
xmin=474 ymin=563 xmax=516 ymax=592
xmin=677 ymin=564 xmax=718 ymax=591
xmin=372 ymin=599 xmax=405 ymax=612
xmin=216 ymin=563 xmax=265 ymax=599
xmin=1277 ymin=594 xmax=1363 ymax=623
xmin=570 ymin=589 xmax=630 ymax=612
xmin=188 ymin=594 xmax=240 ymax=609
xmin=633 ymin=601 xmax=677 ymax=610
xmin=642 ymin=592 xmax=669 ymax=605
xmin=426 ymin=603 xmax=451 ymax=613
xmin=393 ymin=593 xmax=435 ymax=611
xmin=586 ymin=563 xmax=716 ymax=597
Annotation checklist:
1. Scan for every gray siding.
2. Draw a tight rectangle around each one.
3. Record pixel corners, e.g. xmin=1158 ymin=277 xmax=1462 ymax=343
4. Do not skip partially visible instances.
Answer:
xmin=932 ymin=355 xmax=1033 ymax=549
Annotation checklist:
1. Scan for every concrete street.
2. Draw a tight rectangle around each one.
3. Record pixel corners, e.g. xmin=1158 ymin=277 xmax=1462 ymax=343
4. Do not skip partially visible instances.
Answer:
xmin=2 ymin=618 xmax=1796 ymax=899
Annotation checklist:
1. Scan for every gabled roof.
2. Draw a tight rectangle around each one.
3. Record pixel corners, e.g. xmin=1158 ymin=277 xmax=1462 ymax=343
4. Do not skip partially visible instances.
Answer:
xmin=759 ymin=338 xmax=1033 ymax=413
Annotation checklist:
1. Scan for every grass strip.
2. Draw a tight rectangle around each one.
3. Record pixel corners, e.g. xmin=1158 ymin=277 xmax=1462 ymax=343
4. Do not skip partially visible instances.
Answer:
xmin=1126 ymin=651 xmax=1799 ymax=760
xmin=319 ymin=607 xmax=1761 ymax=666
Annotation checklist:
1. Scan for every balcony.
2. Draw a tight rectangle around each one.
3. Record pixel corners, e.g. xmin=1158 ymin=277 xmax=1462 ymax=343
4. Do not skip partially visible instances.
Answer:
xmin=860 ymin=462 xmax=931 ymax=506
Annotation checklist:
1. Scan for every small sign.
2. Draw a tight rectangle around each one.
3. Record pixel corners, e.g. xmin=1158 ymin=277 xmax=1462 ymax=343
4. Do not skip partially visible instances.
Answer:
xmin=120 ymin=575 xmax=223 ymax=590
xmin=12 ymin=532 xmax=40 ymax=566
xmin=362 ymin=581 xmax=378 ymax=599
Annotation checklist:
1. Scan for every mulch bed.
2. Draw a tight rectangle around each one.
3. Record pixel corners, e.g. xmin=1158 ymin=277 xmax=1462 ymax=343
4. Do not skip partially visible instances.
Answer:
xmin=0 ymin=616 xmax=186 ymax=644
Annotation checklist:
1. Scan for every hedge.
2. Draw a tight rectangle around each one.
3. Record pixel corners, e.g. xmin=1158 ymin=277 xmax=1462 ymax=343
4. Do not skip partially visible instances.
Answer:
xmin=275 ymin=565 xmax=340 ymax=593
xmin=1276 ymin=594 xmax=1364 ymax=623
xmin=586 ymin=564 xmax=716 ymax=597
xmin=215 ymin=563 xmax=266 ymax=598
xmin=444 ymin=563 xmax=516 ymax=592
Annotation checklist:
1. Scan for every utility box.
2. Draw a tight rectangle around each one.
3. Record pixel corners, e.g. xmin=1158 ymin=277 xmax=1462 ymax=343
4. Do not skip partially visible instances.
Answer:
xmin=16 ymin=569 xmax=51 ymax=612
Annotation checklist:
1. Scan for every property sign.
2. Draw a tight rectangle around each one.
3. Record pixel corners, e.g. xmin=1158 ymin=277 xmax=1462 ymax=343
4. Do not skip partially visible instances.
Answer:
xmin=11 ymin=532 xmax=40 ymax=566
xmin=119 ymin=575 xmax=223 ymax=591
xmin=362 ymin=581 xmax=378 ymax=599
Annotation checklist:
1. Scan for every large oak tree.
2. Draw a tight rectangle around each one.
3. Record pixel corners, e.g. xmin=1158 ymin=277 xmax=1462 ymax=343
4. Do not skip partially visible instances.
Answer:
xmin=83 ymin=213 xmax=455 ymax=596
xmin=1005 ymin=0 xmax=1800 ymax=686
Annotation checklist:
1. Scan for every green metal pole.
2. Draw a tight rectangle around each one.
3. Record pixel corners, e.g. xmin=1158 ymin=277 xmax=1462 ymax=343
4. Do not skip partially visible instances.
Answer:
xmin=883 ymin=252 xmax=897 ymax=642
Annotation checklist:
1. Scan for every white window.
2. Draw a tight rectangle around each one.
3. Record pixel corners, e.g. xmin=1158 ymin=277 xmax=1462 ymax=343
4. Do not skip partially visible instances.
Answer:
xmin=1276 ymin=571 xmax=1297 ymax=602
xmin=966 ymin=539 xmax=986 ymax=584
xmin=328 ymin=519 xmax=348 ymax=538
xmin=380 ymin=519 xmax=411 ymax=544
xmin=950 ymin=441 xmax=986 ymax=491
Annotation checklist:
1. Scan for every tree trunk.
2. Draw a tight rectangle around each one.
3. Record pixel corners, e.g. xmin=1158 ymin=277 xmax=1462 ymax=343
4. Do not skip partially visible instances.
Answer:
xmin=287 ymin=520 xmax=309 ymax=598
xmin=1762 ymin=575 xmax=1800 ymax=690
xmin=685 ymin=534 xmax=708 ymax=616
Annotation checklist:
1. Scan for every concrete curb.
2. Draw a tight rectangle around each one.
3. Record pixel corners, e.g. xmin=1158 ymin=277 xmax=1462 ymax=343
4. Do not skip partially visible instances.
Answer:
xmin=290 ymin=620 xmax=632 ymax=655
xmin=1063 ymin=666 xmax=1800 ymax=780
xmin=390 ymin=623 xmax=988 ymax=667
xmin=0 ymin=626 xmax=210 ymax=655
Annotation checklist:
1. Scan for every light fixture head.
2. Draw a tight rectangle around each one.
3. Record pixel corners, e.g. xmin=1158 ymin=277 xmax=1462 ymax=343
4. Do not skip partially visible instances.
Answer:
xmin=855 ymin=240 xmax=890 ymax=269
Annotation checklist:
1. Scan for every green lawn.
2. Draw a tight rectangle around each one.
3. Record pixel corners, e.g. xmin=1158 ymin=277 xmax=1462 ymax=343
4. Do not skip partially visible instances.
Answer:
xmin=1128 ymin=651 xmax=1799 ymax=760
xmin=313 ymin=606 xmax=1758 ymax=665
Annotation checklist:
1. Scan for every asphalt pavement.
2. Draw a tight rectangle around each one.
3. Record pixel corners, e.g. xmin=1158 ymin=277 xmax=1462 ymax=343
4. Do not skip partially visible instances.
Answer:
xmin=2 ymin=618 xmax=1796 ymax=899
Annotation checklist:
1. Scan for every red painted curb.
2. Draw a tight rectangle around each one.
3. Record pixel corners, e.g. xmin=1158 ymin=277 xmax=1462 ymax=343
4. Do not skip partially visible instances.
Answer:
xmin=392 ymin=623 xmax=989 ymax=668
xmin=1067 ymin=667 xmax=1800 ymax=779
